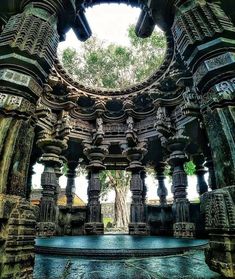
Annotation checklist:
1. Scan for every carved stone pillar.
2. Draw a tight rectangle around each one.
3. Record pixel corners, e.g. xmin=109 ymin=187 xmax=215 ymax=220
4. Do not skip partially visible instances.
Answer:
xmin=85 ymin=169 xmax=103 ymax=234
xmin=168 ymin=135 xmax=195 ymax=238
xmin=66 ymin=161 xmax=77 ymax=207
xmin=124 ymin=144 xmax=149 ymax=235
xmin=141 ymin=170 xmax=147 ymax=205
xmin=172 ymin=1 xmax=235 ymax=276
xmin=0 ymin=1 xmax=75 ymax=277
xmin=83 ymin=144 xmax=108 ymax=235
xmin=193 ymin=154 xmax=208 ymax=196
xmin=36 ymin=135 xmax=67 ymax=237
xmin=155 ymin=163 xmax=168 ymax=206
xmin=141 ymin=171 xmax=147 ymax=223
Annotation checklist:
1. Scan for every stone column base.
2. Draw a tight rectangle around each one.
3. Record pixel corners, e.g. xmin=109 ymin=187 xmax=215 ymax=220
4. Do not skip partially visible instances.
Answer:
xmin=84 ymin=222 xmax=104 ymax=235
xmin=173 ymin=222 xmax=195 ymax=238
xmin=0 ymin=194 xmax=36 ymax=279
xmin=129 ymin=223 xmax=149 ymax=235
xmin=36 ymin=222 xmax=56 ymax=237
xmin=205 ymin=233 xmax=235 ymax=278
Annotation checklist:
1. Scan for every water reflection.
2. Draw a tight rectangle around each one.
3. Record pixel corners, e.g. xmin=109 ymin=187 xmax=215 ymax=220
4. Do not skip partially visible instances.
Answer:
xmin=36 ymin=235 xmax=208 ymax=250
xmin=34 ymin=251 xmax=222 ymax=279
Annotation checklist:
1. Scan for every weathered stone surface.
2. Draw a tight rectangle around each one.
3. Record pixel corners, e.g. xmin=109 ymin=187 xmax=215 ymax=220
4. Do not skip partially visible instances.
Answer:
xmin=0 ymin=195 xmax=36 ymax=279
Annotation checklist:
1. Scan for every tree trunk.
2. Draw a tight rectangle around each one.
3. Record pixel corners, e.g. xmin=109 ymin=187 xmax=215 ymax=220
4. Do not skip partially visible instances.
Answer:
xmin=114 ymin=186 xmax=129 ymax=229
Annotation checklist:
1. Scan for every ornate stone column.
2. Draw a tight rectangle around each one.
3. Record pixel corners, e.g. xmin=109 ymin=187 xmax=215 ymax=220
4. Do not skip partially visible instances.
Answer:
xmin=193 ymin=154 xmax=208 ymax=196
xmin=124 ymin=143 xmax=149 ymax=235
xmin=172 ymin=1 xmax=235 ymax=276
xmin=36 ymin=135 xmax=67 ymax=237
xmin=83 ymin=143 xmax=108 ymax=235
xmin=141 ymin=170 xmax=147 ymax=205
xmin=0 ymin=1 xmax=76 ymax=277
xmin=66 ymin=161 xmax=77 ymax=207
xmin=155 ymin=163 xmax=168 ymax=206
xmin=141 ymin=170 xmax=147 ymax=223
xmin=167 ymin=134 xmax=195 ymax=238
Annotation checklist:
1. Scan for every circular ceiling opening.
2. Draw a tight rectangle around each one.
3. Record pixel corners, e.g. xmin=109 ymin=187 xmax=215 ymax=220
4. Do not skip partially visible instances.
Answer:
xmin=57 ymin=4 xmax=167 ymax=91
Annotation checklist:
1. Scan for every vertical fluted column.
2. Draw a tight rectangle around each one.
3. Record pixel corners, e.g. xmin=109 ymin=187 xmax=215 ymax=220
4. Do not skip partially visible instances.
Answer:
xmin=141 ymin=170 xmax=147 ymax=223
xmin=167 ymin=135 xmax=195 ymax=238
xmin=84 ymin=168 xmax=104 ymax=235
xmin=124 ymin=143 xmax=149 ymax=235
xmin=36 ymin=134 xmax=68 ymax=237
xmin=87 ymin=170 xmax=102 ymax=223
xmin=83 ymin=142 xmax=109 ymax=235
xmin=66 ymin=161 xmax=77 ymax=207
xmin=155 ymin=163 xmax=168 ymax=206
xmin=129 ymin=171 xmax=145 ymax=224
xmin=141 ymin=170 xmax=147 ymax=204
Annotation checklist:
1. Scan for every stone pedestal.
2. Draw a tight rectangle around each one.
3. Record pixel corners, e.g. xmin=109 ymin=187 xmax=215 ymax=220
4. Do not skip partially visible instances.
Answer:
xmin=203 ymin=186 xmax=235 ymax=278
xmin=84 ymin=222 xmax=104 ymax=235
xmin=0 ymin=195 xmax=36 ymax=279
xmin=129 ymin=223 xmax=149 ymax=235
xmin=173 ymin=222 xmax=195 ymax=238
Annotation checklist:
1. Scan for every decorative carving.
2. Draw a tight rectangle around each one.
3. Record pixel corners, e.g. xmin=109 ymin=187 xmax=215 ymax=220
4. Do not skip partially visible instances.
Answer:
xmin=172 ymin=3 xmax=235 ymax=59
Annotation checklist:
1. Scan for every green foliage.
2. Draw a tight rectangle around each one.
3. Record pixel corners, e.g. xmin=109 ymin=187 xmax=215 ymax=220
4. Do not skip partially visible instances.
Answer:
xmin=99 ymin=170 xmax=131 ymax=199
xmin=103 ymin=217 xmax=113 ymax=227
xmin=184 ymin=161 xmax=196 ymax=176
xmin=60 ymin=25 xmax=166 ymax=89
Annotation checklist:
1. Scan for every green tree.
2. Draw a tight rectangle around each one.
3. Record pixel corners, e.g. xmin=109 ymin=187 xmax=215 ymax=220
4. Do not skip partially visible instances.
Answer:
xmin=60 ymin=25 xmax=166 ymax=89
xmin=100 ymin=170 xmax=131 ymax=228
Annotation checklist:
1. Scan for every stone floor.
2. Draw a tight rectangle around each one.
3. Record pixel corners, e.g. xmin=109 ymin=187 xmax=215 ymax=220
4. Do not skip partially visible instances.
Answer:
xmin=34 ymin=250 xmax=222 ymax=279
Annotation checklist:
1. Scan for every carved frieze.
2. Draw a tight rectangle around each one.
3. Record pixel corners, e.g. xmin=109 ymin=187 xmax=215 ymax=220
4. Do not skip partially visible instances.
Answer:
xmin=172 ymin=3 xmax=235 ymax=59
xmin=0 ymin=92 xmax=36 ymax=115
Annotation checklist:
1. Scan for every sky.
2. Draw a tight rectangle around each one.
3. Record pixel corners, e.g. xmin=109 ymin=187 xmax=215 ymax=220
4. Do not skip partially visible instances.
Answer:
xmin=32 ymin=4 xmax=204 ymax=203
xmin=58 ymin=4 xmax=142 ymax=52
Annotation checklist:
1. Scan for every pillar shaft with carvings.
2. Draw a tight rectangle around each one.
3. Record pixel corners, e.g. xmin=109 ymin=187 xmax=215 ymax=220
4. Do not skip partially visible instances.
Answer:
xmin=167 ymin=133 xmax=195 ymax=238
xmin=0 ymin=1 xmax=76 ymax=277
xmin=172 ymin=1 xmax=235 ymax=275
xmin=83 ymin=142 xmax=108 ymax=235
xmin=37 ymin=135 xmax=67 ymax=236
xmin=124 ymin=141 xmax=149 ymax=235
xmin=155 ymin=163 xmax=168 ymax=206
xmin=66 ymin=162 xmax=77 ymax=207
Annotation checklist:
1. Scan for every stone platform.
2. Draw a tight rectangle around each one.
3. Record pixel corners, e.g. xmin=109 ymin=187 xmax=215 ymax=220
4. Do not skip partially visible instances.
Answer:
xmin=35 ymin=235 xmax=208 ymax=258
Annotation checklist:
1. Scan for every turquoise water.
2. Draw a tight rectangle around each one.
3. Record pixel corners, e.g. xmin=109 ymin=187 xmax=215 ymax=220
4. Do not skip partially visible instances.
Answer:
xmin=36 ymin=235 xmax=208 ymax=250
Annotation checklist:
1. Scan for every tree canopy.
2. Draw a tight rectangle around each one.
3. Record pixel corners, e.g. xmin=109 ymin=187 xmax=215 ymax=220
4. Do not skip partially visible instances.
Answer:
xmin=60 ymin=25 xmax=166 ymax=89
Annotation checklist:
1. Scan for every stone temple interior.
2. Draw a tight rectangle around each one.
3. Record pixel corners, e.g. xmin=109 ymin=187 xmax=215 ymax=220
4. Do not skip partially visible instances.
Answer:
xmin=0 ymin=0 xmax=235 ymax=278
